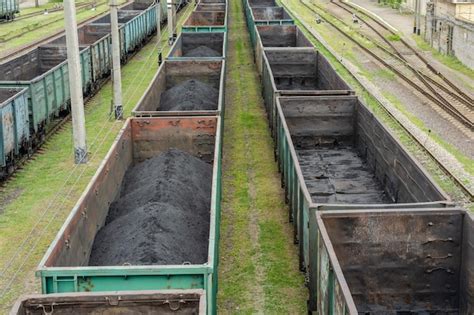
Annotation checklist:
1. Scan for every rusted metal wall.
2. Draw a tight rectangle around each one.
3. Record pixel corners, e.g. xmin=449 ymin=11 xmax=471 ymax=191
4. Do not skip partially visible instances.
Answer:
xmin=264 ymin=48 xmax=350 ymax=91
xmin=42 ymin=117 xmax=217 ymax=268
xmin=44 ymin=122 xmax=133 ymax=267
xmin=169 ymin=33 xmax=225 ymax=58
xmin=11 ymin=290 xmax=206 ymax=314
xmin=317 ymin=209 xmax=472 ymax=314
xmin=132 ymin=60 xmax=224 ymax=115
xmin=460 ymin=214 xmax=474 ymax=314
xmin=183 ymin=11 xmax=226 ymax=26
xmin=251 ymin=7 xmax=291 ymax=20
xmin=257 ymin=25 xmax=312 ymax=47
xmin=248 ymin=0 xmax=277 ymax=7
xmin=279 ymin=95 xmax=447 ymax=204
xmin=355 ymin=101 xmax=447 ymax=203
xmin=195 ymin=3 xmax=226 ymax=11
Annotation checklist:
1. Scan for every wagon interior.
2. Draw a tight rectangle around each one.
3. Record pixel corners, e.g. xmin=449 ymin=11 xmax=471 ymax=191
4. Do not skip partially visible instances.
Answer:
xmin=46 ymin=25 xmax=110 ymax=47
xmin=199 ymin=0 xmax=226 ymax=4
xmin=195 ymin=3 xmax=226 ymax=11
xmin=91 ymin=10 xmax=140 ymax=24
xmin=120 ymin=1 xmax=152 ymax=10
xmin=135 ymin=60 xmax=222 ymax=112
xmin=169 ymin=33 xmax=224 ymax=58
xmin=251 ymin=7 xmax=291 ymax=20
xmin=257 ymin=25 xmax=312 ymax=47
xmin=0 ymin=88 xmax=21 ymax=104
xmin=0 ymin=47 xmax=68 ymax=81
xmin=42 ymin=118 xmax=217 ymax=268
xmin=184 ymin=11 xmax=226 ymax=26
xmin=320 ymin=210 xmax=473 ymax=314
xmin=248 ymin=0 xmax=277 ymax=7
xmin=280 ymin=96 xmax=445 ymax=204
xmin=266 ymin=49 xmax=349 ymax=91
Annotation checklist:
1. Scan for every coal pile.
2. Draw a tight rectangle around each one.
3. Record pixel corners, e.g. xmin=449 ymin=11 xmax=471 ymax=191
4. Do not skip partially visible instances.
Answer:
xmin=158 ymin=79 xmax=219 ymax=111
xmin=89 ymin=149 xmax=212 ymax=266
xmin=183 ymin=45 xmax=221 ymax=57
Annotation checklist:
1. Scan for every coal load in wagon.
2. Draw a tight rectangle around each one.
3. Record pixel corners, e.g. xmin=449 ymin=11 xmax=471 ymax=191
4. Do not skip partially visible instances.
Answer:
xmin=89 ymin=149 xmax=212 ymax=266
xmin=158 ymin=79 xmax=219 ymax=111
xmin=183 ymin=45 xmax=221 ymax=57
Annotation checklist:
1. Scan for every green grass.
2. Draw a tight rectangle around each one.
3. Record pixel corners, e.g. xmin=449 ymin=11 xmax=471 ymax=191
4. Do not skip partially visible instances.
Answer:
xmin=217 ymin=0 xmax=307 ymax=312
xmin=387 ymin=33 xmax=401 ymax=41
xmin=412 ymin=35 xmax=474 ymax=82
xmin=280 ymin=0 xmax=470 ymax=202
xmin=0 ymin=5 xmax=194 ymax=311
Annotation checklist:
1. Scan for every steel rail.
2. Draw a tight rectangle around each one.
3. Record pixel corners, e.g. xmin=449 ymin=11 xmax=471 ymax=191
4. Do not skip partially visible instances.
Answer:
xmin=337 ymin=0 xmax=474 ymax=106
xmin=306 ymin=0 xmax=473 ymax=129
xmin=279 ymin=0 xmax=474 ymax=200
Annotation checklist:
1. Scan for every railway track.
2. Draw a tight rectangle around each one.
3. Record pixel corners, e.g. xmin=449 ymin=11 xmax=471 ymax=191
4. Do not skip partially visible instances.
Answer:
xmin=0 ymin=0 xmax=121 ymax=62
xmin=0 ymin=1 xmax=95 ymax=25
xmin=338 ymin=1 xmax=473 ymax=105
xmin=0 ymin=4 xmax=192 ymax=185
xmin=325 ymin=0 xmax=473 ymax=130
xmin=279 ymin=0 xmax=473 ymax=201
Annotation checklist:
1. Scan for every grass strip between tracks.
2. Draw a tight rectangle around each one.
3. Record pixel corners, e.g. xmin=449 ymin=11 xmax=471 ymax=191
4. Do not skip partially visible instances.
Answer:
xmin=0 ymin=4 xmax=194 ymax=310
xmin=217 ymin=0 xmax=307 ymax=312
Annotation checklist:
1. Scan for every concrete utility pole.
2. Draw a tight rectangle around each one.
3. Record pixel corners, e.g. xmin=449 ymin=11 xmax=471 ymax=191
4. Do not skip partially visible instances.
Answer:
xmin=156 ymin=1 xmax=161 ymax=41
xmin=110 ymin=0 xmax=123 ymax=119
xmin=414 ymin=0 xmax=421 ymax=35
xmin=416 ymin=0 xmax=421 ymax=35
xmin=64 ymin=0 xmax=88 ymax=164
xmin=167 ymin=0 xmax=176 ymax=45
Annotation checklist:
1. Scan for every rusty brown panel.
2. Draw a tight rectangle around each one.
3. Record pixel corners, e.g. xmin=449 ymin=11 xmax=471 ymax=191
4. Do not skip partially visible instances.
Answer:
xmin=45 ymin=122 xmax=133 ymax=267
xmin=322 ymin=209 xmax=468 ymax=313
xmin=460 ymin=214 xmax=474 ymax=314
xmin=251 ymin=7 xmax=290 ymax=20
xmin=131 ymin=117 xmax=217 ymax=163
xmin=355 ymin=101 xmax=447 ymax=202
xmin=133 ymin=60 xmax=223 ymax=114
xmin=195 ymin=3 xmax=226 ymax=11
xmin=183 ymin=11 xmax=225 ymax=26
xmin=11 ymin=290 xmax=206 ymax=315
xmin=248 ymin=0 xmax=277 ymax=7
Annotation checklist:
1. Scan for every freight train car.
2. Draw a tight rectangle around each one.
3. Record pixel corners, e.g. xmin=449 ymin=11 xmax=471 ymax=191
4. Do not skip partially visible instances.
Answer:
xmin=0 ymin=45 xmax=92 ymax=134
xmin=254 ymin=24 xmax=312 ymax=77
xmin=132 ymin=60 xmax=226 ymax=116
xmin=244 ymin=0 xmax=293 ymax=46
xmin=243 ymin=2 xmax=465 ymax=313
xmin=168 ymin=32 xmax=227 ymax=60
xmin=262 ymin=48 xmax=353 ymax=139
xmin=36 ymin=116 xmax=223 ymax=315
xmin=0 ymin=0 xmax=18 ymax=20
xmin=275 ymin=95 xmax=450 ymax=275
xmin=310 ymin=208 xmax=473 ymax=314
xmin=0 ymin=1 xmax=160 ymax=179
xmin=11 ymin=290 xmax=206 ymax=314
xmin=182 ymin=9 xmax=227 ymax=32
xmin=42 ymin=25 xmax=112 ymax=89
xmin=0 ymin=88 xmax=29 ymax=177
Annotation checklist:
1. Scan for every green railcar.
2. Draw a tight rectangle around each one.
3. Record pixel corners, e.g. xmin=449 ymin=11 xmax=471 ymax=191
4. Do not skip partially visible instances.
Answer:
xmin=0 ymin=46 xmax=92 ymax=133
xmin=37 ymin=116 xmax=223 ymax=315
xmin=0 ymin=0 xmax=19 ymax=20
xmin=0 ymin=87 xmax=29 ymax=176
